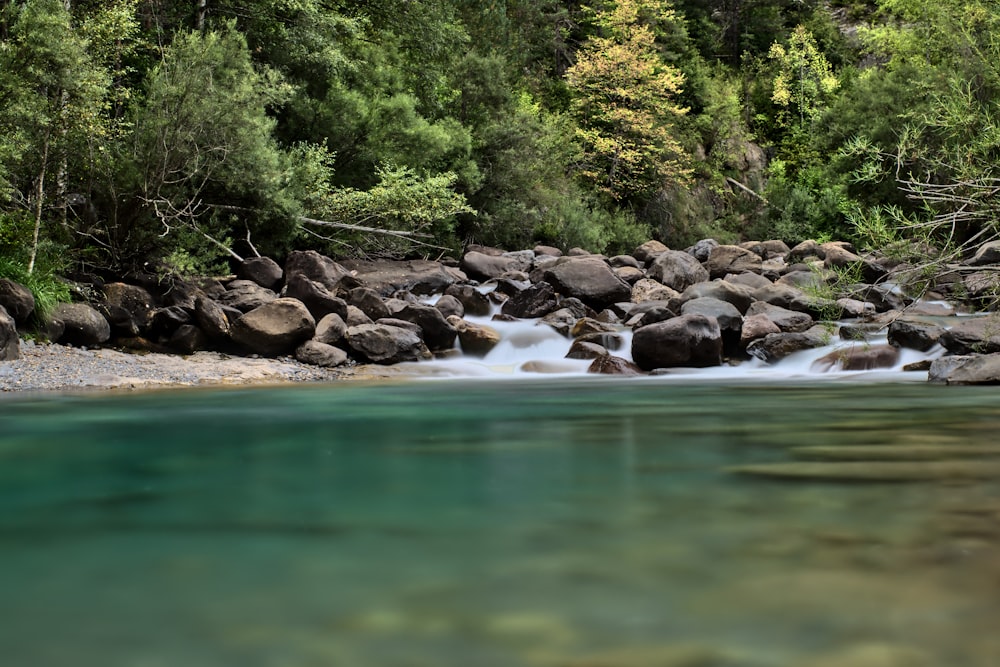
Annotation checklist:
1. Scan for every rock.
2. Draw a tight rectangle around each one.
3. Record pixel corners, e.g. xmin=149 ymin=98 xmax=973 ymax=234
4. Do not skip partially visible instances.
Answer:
xmin=746 ymin=327 xmax=828 ymax=363
xmin=52 ymin=302 xmax=111 ymax=346
xmin=740 ymin=313 xmax=781 ymax=347
xmin=160 ymin=279 xmax=204 ymax=310
xmin=752 ymin=284 xmax=831 ymax=318
xmin=967 ymin=240 xmax=1000 ymax=266
xmin=0 ymin=305 xmax=18 ymax=360
xmin=570 ymin=317 xmax=617 ymax=338
xmin=540 ymin=308 xmax=578 ymax=336
xmin=102 ymin=304 xmax=142 ymax=337
xmin=284 ymin=250 xmax=359 ymax=294
xmin=169 ymin=324 xmax=208 ymax=354
xmin=502 ymin=249 xmax=535 ymax=273
xmin=939 ymin=316 xmax=1000 ymax=354
xmin=0 ymin=278 xmax=35 ymax=325
xmin=217 ymin=279 xmax=278 ymax=313
xmin=887 ymin=318 xmax=944 ymax=351
xmin=839 ymin=323 xmax=881 ymax=341
xmin=345 ymin=323 xmax=431 ymax=364
xmin=614 ymin=265 xmax=645 ymax=285
xmin=647 ymin=250 xmax=709 ymax=291
xmin=631 ymin=314 xmax=723 ymax=370
xmin=725 ymin=271 xmax=773 ymax=290
xmin=447 ymin=316 xmax=501 ymax=357
xmin=632 ymin=239 xmax=669 ymax=263
xmin=811 ymin=344 xmax=900 ymax=371
xmin=394 ymin=303 xmax=457 ymax=352
xmin=501 ymin=282 xmax=559 ymax=319
xmin=237 ymin=256 xmax=283 ymax=290
xmin=566 ymin=339 xmax=609 ymax=360
xmin=533 ymin=244 xmax=562 ymax=257
xmin=776 ymin=269 xmax=827 ymax=289
xmin=610 ymin=254 xmax=641 ymax=269
xmin=761 ymin=239 xmax=791 ymax=258
xmin=194 ymin=295 xmax=230 ymax=340
xmin=843 ymin=283 xmax=910 ymax=312
xmin=627 ymin=303 xmax=677 ymax=329
xmin=103 ymin=282 xmax=155 ymax=333
xmin=679 ymin=280 xmax=754 ymax=314
xmin=963 ymin=271 xmax=1000 ymax=300
xmin=461 ymin=251 xmax=517 ymax=281
xmin=230 ymin=298 xmax=316 ymax=356
xmin=745 ymin=301 xmax=814 ymax=333
xmin=543 ymin=256 xmax=631 ymax=309
xmin=631 ymin=278 xmax=680 ymax=304
xmin=680 ymin=297 xmax=742 ymax=353
xmin=689 ymin=238 xmax=719 ymax=262
xmin=433 ymin=294 xmax=464 ymax=319
xmin=705 ymin=244 xmax=762 ymax=278
xmin=575 ymin=331 xmax=623 ymax=351
xmin=345 ymin=286 xmax=391 ymax=322
xmin=444 ymin=284 xmax=491 ymax=317
xmin=295 ymin=340 xmax=349 ymax=367
xmin=283 ymin=274 xmax=348 ymax=321
xmin=788 ymin=239 xmax=825 ymax=262
xmin=345 ymin=305 xmax=373 ymax=327
xmin=338 ymin=259 xmax=457 ymax=296
xmin=148 ymin=305 xmax=192 ymax=339
xmin=313 ymin=313 xmax=348 ymax=345
xmin=929 ymin=353 xmax=1000 ymax=385
xmin=836 ymin=297 xmax=877 ymax=318
xmin=588 ymin=355 xmax=642 ymax=375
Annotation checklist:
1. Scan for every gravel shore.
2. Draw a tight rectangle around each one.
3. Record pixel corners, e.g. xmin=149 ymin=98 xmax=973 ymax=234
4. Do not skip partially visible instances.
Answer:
xmin=0 ymin=340 xmax=401 ymax=394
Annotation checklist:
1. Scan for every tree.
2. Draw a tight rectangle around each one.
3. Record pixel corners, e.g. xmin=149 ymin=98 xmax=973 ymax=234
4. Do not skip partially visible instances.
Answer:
xmin=566 ymin=0 xmax=691 ymax=203
xmin=768 ymin=25 xmax=839 ymax=131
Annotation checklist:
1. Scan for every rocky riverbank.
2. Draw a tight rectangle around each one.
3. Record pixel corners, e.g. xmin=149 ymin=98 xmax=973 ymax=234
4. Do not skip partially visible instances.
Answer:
xmin=3 ymin=236 xmax=1000 ymax=391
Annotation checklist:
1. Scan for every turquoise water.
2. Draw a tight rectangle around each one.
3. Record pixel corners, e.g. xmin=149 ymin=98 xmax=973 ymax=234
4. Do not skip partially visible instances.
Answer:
xmin=2 ymin=379 xmax=1000 ymax=666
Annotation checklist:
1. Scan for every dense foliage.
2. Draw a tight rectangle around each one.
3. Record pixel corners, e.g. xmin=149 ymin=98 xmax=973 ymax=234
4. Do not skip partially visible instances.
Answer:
xmin=1 ymin=0 xmax=998 ymax=286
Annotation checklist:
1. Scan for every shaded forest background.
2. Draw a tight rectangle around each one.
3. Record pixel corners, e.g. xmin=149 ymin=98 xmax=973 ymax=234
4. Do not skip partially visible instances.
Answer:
xmin=2 ymin=0 xmax=999 ymax=296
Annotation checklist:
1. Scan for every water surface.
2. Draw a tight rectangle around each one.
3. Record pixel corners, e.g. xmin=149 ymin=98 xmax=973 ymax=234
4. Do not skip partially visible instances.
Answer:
xmin=2 ymin=380 xmax=999 ymax=666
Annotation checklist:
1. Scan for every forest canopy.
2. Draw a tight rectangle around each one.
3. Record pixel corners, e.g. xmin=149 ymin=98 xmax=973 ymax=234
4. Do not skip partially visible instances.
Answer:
xmin=1 ymin=0 xmax=997 ymax=282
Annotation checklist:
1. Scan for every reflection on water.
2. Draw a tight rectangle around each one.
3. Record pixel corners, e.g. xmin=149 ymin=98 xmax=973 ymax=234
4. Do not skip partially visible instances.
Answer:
xmin=2 ymin=380 xmax=1000 ymax=666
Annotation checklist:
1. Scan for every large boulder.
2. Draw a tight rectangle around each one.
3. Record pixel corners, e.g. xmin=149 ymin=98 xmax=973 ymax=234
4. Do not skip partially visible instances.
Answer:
xmin=939 ymin=316 xmax=1000 ymax=355
xmin=632 ymin=240 xmax=669 ymax=264
xmin=169 ymin=324 xmax=208 ymax=354
xmin=394 ymin=303 xmax=457 ymax=352
xmin=283 ymin=274 xmax=348 ymax=321
xmin=887 ymin=317 xmax=944 ymax=352
xmin=295 ymin=340 xmax=349 ymax=368
xmin=680 ymin=297 xmax=743 ymax=354
xmin=339 ymin=259 xmax=458 ymax=296
xmin=284 ymin=250 xmax=359 ymax=294
xmin=52 ymin=302 xmax=110 ymax=346
xmin=433 ymin=294 xmax=464 ymax=319
xmin=460 ymin=251 xmax=518 ymax=281
xmin=501 ymin=282 xmax=559 ymax=319
xmin=705 ymin=245 xmax=762 ymax=278
xmin=543 ymin=256 xmax=631 ymax=309
xmin=648 ymin=250 xmax=709 ymax=292
xmin=103 ymin=282 xmax=155 ymax=334
xmin=346 ymin=287 xmax=391 ymax=321
xmin=217 ymin=280 xmax=277 ymax=313
xmin=929 ymin=354 xmax=1000 ymax=384
xmin=230 ymin=298 xmax=316 ymax=356
xmin=631 ymin=278 xmax=680 ymax=304
xmin=740 ymin=314 xmax=781 ymax=348
xmin=237 ymin=256 xmax=283 ymax=290
xmin=588 ymin=355 xmax=643 ymax=376
xmin=313 ymin=313 xmax=348 ymax=346
xmin=345 ymin=323 xmax=431 ymax=364
xmin=631 ymin=313 xmax=723 ymax=370
xmin=194 ymin=295 xmax=231 ymax=341
xmin=679 ymin=280 xmax=754 ymax=314
xmin=968 ymin=240 xmax=1000 ymax=266
xmin=0 ymin=305 xmax=18 ymax=360
xmin=0 ymin=278 xmax=35 ymax=325
xmin=745 ymin=301 xmax=814 ymax=333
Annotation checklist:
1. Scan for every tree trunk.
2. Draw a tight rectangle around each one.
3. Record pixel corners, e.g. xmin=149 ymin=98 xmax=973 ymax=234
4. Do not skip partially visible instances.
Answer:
xmin=195 ymin=0 xmax=207 ymax=31
xmin=28 ymin=129 xmax=52 ymax=276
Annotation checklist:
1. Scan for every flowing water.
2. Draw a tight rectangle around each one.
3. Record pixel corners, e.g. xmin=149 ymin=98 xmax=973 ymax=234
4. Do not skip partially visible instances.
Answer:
xmin=2 ymin=378 xmax=1000 ymax=667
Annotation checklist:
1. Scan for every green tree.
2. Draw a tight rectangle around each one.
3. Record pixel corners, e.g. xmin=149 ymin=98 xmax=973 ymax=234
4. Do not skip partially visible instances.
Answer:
xmin=768 ymin=25 xmax=839 ymax=131
xmin=566 ymin=0 xmax=691 ymax=203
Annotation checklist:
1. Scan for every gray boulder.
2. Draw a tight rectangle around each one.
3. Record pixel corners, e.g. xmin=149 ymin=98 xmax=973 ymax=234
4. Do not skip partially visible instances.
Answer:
xmin=705 ymin=245 xmax=762 ymax=278
xmin=0 ymin=278 xmax=35 ymax=325
xmin=285 ymin=250 xmax=359 ymax=294
xmin=433 ymin=294 xmax=464 ymax=319
xmin=648 ymin=250 xmax=710 ymax=292
xmin=283 ymin=273 xmax=348 ymax=321
xmin=632 ymin=239 xmax=669 ymax=264
xmin=811 ymin=344 xmax=899 ymax=372
xmin=52 ymin=302 xmax=111 ymax=346
xmin=631 ymin=278 xmax=680 ymax=304
xmin=929 ymin=354 xmax=1000 ymax=384
xmin=745 ymin=301 xmax=814 ymax=333
xmin=295 ymin=340 xmax=349 ymax=367
xmin=345 ymin=323 xmax=431 ymax=364
xmin=339 ymin=259 xmax=458 ymax=296
xmin=444 ymin=284 xmax=491 ymax=317
xmin=543 ymin=256 xmax=631 ymax=309
xmin=169 ymin=324 xmax=208 ymax=354
xmin=740 ymin=313 xmax=781 ymax=348
xmin=0 ymin=305 xmax=18 ymax=360
xmin=588 ymin=355 xmax=643 ymax=376
xmin=447 ymin=316 xmax=501 ymax=357
xmin=103 ymin=282 xmax=155 ymax=334
xmin=230 ymin=298 xmax=316 ymax=356
xmin=237 ymin=256 xmax=283 ymax=290
xmin=346 ymin=287 xmax=391 ymax=321
xmin=968 ymin=240 xmax=1000 ymax=266
xmin=746 ymin=327 xmax=828 ymax=363
xmin=395 ymin=303 xmax=457 ymax=352
xmin=501 ymin=282 xmax=559 ymax=319
xmin=689 ymin=238 xmax=719 ymax=262
xmin=566 ymin=339 xmax=609 ymax=360
xmin=681 ymin=297 xmax=743 ymax=353
xmin=679 ymin=280 xmax=754 ymax=314
xmin=631 ymin=313 xmax=723 ymax=370
xmin=218 ymin=280 xmax=277 ymax=313
xmin=313 ymin=313 xmax=348 ymax=346
xmin=939 ymin=317 xmax=1000 ymax=355
xmin=461 ymin=251 xmax=517 ymax=281
xmin=887 ymin=318 xmax=944 ymax=352
xmin=194 ymin=296 xmax=230 ymax=341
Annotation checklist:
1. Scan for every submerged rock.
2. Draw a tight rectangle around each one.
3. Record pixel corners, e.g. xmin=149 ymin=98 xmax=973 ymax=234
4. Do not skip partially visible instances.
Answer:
xmin=811 ymin=344 xmax=899 ymax=372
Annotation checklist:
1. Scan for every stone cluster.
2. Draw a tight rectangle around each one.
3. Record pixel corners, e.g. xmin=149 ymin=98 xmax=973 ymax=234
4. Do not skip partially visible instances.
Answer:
xmin=3 ymin=238 xmax=1000 ymax=383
